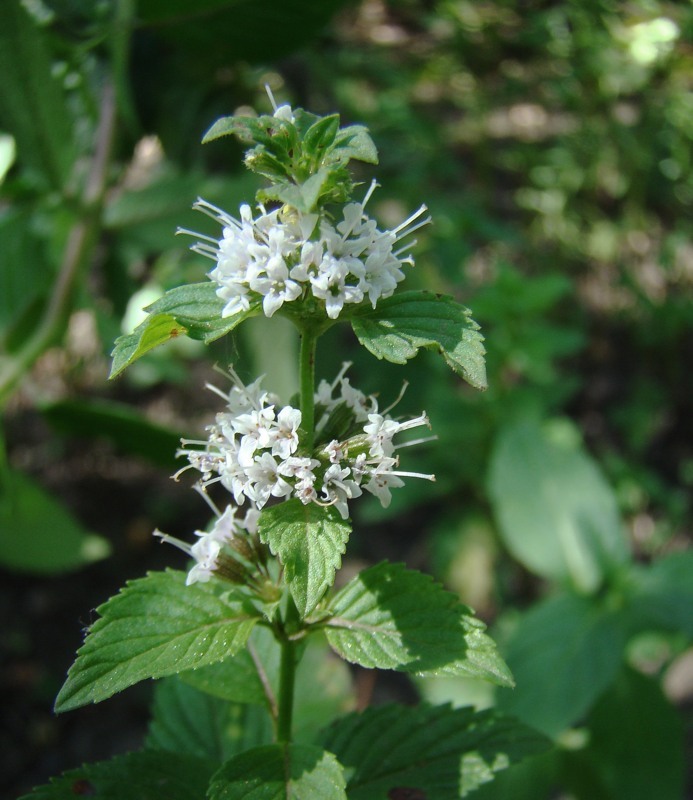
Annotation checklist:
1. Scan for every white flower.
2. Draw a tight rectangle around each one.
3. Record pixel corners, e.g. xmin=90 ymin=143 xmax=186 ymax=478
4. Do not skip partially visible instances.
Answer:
xmin=177 ymin=182 xmax=430 ymax=321
xmin=245 ymin=452 xmax=293 ymax=508
xmin=271 ymin=406 xmax=303 ymax=459
xmin=321 ymin=464 xmax=363 ymax=520
xmin=187 ymin=536 xmax=222 ymax=585
xmin=179 ymin=366 xmax=435 ymax=524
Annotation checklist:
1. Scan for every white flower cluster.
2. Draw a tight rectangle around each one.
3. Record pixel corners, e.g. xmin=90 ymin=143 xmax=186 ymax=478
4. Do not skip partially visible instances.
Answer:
xmin=158 ymin=366 xmax=434 ymax=585
xmin=179 ymin=182 xmax=430 ymax=320
xmin=176 ymin=365 xmax=435 ymax=522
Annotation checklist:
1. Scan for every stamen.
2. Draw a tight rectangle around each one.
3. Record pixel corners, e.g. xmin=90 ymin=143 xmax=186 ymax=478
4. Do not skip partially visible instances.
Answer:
xmin=193 ymin=483 xmax=221 ymax=517
xmin=387 ymin=469 xmax=436 ymax=481
xmin=265 ymin=83 xmax=278 ymax=112
xmin=154 ymin=530 xmax=192 ymax=556
xmin=331 ymin=361 xmax=353 ymax=390
xmin=361 ymin=179 xmax=379 ymax=209
xmin=393 ymin=211 xmax=431 ymax=241
xmin=193 ymin=198 xmax=239 ymax=228
xmin=205 ymin=382 xmax=230 ymax=402
xmin=394 ymin=435 xmax=438 ymax=450
xmin=176 ymin=228 xmax=219 ymax=245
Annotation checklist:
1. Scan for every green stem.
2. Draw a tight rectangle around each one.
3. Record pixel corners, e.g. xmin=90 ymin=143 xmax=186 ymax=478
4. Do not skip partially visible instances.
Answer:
xmin=276 ymin=594 xmax=301 ymax=743
xmin=299 ymin=327 xmax=317 ymax=450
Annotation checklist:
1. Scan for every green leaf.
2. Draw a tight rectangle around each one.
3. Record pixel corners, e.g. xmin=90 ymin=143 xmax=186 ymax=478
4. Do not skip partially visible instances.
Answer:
xmin=468 ymin=750 xmax=562 ymax=800
xmin=302 ymin=115 xmax=340 ymax=164
xmin=571 ymin=667 xmax=684 ymax=800
xmin=41 ymin=399 xmax=183 ymax=469
xmin=324 ymin=562 xmax=513 ymax=686
xmin=179 ymin=645 xmax=268 ymax=706
xmin=110 ymin=313 xmax=189 ymax=379
xmin=496 ymin=593 xmax=627 ymax=736
xmin=318 ymin=704 xmax=551 ymax=799
xmin=0 ymin=2 xmax=75 ymax=189
xmin=179 ymin=628 xmax=354 ymax=742
xmin=351 ymin=291 xmax=487 ymax=390
xmin=258 ymin=500 xmax=351 ymax=617
xmin=0 ymin=468 xmax=110 ymax=574
xmin=54 ymin=570 xmax=260 ymax=712
xmin=203 ymin=114 xmax=277 ymax=146
xmin=109 ymin=283 xmax=261 ymax=378
xmin=147 ymin=677 xmax=273 ymax=762
xmin=207 ymin=743 xmax=347 ymax=800
xmin=487 ymin=418 xmax=629 ymax=593
xmin=0 ymin=208 xmax=53 ymax=339
xmin=17 ymin=750 xmax=215 ymax=800
xmin=259 ymin=168 xmax=333 ymax=214
xmin=625 ymin=550 xmax=693 ymax=638
xmin=333 ymin=125 xmax=378 ymax=165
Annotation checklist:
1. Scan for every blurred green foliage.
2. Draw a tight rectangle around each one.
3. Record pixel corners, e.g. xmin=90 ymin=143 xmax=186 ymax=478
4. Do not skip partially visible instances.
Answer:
xmin=1 ymin=0 xmax=691 ymax=797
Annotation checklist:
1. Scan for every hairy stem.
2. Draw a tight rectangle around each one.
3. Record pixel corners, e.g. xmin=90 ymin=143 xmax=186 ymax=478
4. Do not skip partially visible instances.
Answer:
xmin=276 ymin=595 xmax=301 ymax=743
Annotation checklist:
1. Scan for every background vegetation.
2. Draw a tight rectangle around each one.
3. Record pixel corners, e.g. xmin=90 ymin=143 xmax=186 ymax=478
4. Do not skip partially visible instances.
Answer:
xmin=1 ymin=1 xmax=691 ymax=797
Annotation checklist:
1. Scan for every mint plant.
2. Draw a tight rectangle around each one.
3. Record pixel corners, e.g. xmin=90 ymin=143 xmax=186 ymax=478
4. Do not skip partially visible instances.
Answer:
xmin=27 ymin=95 xmax=549 ymax=799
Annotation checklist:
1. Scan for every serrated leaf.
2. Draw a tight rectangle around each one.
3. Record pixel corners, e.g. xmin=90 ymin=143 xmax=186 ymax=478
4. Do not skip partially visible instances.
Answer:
xmin=0 ymin=468 xmax=110 ymax=574
xmin=147 ymin=677 xmax=273 ymax=762
xmin=144 ymin=282 xmax=259 ymax=341
xmin=54 ymin=570 xmax=260 ymax=712
xmin=179 ymin=644 xmax=268 ymax=706
xmin=318 ymin=704 xmax=551 ymax=799
xmin=351 ymin=291 xmax=487 ymax=390
xmin=17 ymin=750 xmax=215 ymax=800
xmin=258 ymin=500 xmax=350 ymax=617
xmin=179 ymin=628 xmax=354 ymax=743
xmin=333 ymin=124 xmax=379 ymax=164
xmin=203 ymin=115 xmax=275 ymax=145
xmin=496 ymin=593 xmax=627 ymax=736
xmin=324 ymin=562 xmax=512 ymax=686
xmin=109 ymin=283 xmax=261 ymax=378
xmin=207 ymin=743 xmax=346 ymax=800
xmin=487 ymin=418 xmax=629 ymax=593
xmin=303 ymin=115 xmax=340 ymax=161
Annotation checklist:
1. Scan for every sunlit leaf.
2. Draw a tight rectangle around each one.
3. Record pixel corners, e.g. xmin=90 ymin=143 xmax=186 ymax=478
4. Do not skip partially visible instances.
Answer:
xmin=351 ymin=291 xmax=487 ymax=390
xmin=55 ymin=570 xmax=260 ymax=712
xmin=258 ymin=500 xmax=350 ymax=617
xmin=207 ymin=743 xmax=347 ymax=800
xmin=109 ymin=283 xmax=261 ymax=378
xmin=325 ymin=562 xmax=512 ymax=686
